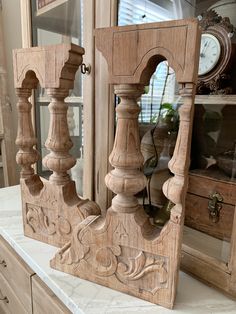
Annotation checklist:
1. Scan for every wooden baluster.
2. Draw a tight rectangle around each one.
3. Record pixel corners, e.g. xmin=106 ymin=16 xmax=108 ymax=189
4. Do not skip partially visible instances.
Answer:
xmin=43 ymin=88 xmax=75 ymax=185
xmin=163 ymin=83 xmax=195 ymax=221
xmin=105 ymin=84 xmax=146 ymax=212
xmin=15 ymin=88 xmax=38 ymax=179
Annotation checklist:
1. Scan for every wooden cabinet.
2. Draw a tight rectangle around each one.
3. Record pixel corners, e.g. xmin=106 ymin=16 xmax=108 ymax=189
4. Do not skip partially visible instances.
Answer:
xmin=0 ymin=236 xmax=71 ymax=314
xmin=32 ymin=276 xmax=71 ymax=314
xmin=20 ymin=0 xmax=96 ymax=200
xmin=0 ymin=236 xmax=34 ymax=313
xmin=0 ymin=272 xmax=28 ymax=314
xmin=186 ymin=172 xmax=235 ymax=241
xmin=182 ymin=95 xmax=236 ymax=297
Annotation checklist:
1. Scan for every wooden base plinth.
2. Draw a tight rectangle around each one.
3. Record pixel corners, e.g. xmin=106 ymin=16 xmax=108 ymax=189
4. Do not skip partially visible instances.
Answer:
xmin=50 ymin=206 xmax=181 ymax=308
xmin=21 ymin=175 xmax=100 ymax=247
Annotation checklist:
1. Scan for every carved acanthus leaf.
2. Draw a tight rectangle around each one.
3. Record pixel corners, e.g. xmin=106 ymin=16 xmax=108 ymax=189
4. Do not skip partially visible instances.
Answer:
xmin=26 ymin=203 xmax=72 ymax=237
xmin=94 ymin=246 xmax=121 ymax=277
xmin=26 ymin=204 xmax=56 ymax=235
xmin=59 ymin=223 xmax=90 ymax=265
xmin=58 ymin=215 xmax=100 ymax=265
xmin=117 ymin=251 xmax=167 ymax=282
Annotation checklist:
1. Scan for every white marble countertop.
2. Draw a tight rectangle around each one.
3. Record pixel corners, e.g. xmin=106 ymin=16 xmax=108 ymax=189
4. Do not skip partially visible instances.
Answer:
xmin=0 ymin=185 xmax=236 ymax=314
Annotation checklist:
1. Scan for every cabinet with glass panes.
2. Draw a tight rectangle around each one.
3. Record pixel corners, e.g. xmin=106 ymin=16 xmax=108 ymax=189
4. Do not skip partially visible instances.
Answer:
xmin=182 ymin=93 xmax=236 ymax=297
xmin=117 ymin=0 xmax=236 ymax=297
xmin=182 ymin=1 xmax=236 ymax=298
xmin=26 ymin=0 xmax=87 ymax=198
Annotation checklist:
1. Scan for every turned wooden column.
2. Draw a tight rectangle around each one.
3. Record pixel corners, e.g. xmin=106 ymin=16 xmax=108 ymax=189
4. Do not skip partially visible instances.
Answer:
xmin=15 ymin=88 xmax=38 ymax=178
xmin=43 ymin=88 xmax=75 ymax=185
xmin=163 ymin=83 xmax=195 ymax=212
xmin=105 ymin=84 xmax=147 ymax=212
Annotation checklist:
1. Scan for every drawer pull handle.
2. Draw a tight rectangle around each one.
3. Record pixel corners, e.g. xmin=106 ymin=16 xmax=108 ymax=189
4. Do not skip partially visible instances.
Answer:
xmin=0 ymin=296 xmax=9 ymax=303
xmin=0 ymin=260 xmax=7 ymax=267
xmin=208 ymin=192 xmax=223 ymax=223
xmin=0 ymin=289 xmax=9 ymax=304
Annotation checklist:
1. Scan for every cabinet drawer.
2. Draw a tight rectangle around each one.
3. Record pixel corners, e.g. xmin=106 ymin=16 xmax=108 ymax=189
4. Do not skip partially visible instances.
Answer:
xmin=0 ymin=236 xmax=34 ymax=313
xmin=185 ymin=192 xmax=234 ymax=241
xmin=186 ymin=173 xmax=236 ymax=241
xmin=32 ymin=276 xmax=71 ymax=314
xmin=188 ymin=173 xmax=236 ymax=205
xmin=0 ymin=271 xmax=28 ymax=314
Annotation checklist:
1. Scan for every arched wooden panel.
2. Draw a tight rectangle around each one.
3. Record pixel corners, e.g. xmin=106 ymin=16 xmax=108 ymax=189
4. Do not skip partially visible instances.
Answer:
xmin=95 ymin=19 xmax=200 ymax=84
xmin=13 ymin=43 xmax=84 ymax=89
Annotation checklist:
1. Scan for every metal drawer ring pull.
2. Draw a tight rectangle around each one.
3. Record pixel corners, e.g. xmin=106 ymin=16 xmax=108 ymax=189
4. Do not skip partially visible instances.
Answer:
xmin=0 ymin=288 xmax=9 ymax=304
xmin=0 ymin=260 xmax=7 ymax=267
xmin=208 ymin=192 xmax=223 ymax=223
xmin=0 ymin=296 xmax=9 ymax=303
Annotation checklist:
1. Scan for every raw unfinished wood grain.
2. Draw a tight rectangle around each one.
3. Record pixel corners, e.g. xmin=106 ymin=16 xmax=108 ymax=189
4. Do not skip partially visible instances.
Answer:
xmin=51 ymin=19 xmax=201 ymax=308
xmin=14 ymin=44 xmax=100 ymax=247
xmin=94 ymin=0 xmax=117 ymax=209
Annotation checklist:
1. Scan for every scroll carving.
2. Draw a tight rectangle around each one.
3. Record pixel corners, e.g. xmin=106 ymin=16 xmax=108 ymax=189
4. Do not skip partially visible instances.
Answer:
xmin=26 ymin=203 xmax=71 ymax=236
xmin=53 ymin=213 xmax=169 ymax=296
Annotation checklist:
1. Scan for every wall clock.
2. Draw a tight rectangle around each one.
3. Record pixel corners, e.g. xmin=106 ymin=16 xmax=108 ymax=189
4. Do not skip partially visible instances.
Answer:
xmin=197 ymin=9 xmax=236 ymax=94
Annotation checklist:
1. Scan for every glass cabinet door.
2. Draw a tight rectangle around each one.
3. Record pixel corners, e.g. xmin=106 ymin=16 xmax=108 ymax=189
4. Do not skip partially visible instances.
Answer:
xmin=29 ymin=0 xmax=87 ymax=197
xmin=117 ymin=0 xmax=194 ymax=227
xmin=118 ymin=0 xmax=236 ymax=296
xmin=185 ymin=97 xmax=236 ymax=263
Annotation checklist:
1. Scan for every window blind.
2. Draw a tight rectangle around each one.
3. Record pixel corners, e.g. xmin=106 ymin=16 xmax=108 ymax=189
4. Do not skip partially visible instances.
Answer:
xmin=118 ymin=0 xmax=177 ymax=123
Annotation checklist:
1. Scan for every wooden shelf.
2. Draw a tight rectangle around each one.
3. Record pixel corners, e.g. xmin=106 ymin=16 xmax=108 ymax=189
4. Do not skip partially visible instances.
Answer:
xmin=37 ymin=96 xmax=83 ymax=104
xmin=183 ymin=226 xmax=230 ymax=264
xmin=174 ymin=94 xmax=236 ymax=105
xmin=189 ymin=168 xmax=236 ymax=184
xmin=36 ymin=0 xmax=68 ymax=17
xmin=194 ymin=94 xmax=236 ymax=105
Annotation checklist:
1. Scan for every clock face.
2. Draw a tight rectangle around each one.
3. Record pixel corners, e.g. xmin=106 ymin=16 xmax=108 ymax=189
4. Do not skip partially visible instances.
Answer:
xmin=198 ymin=33 xmax=221 ymax=76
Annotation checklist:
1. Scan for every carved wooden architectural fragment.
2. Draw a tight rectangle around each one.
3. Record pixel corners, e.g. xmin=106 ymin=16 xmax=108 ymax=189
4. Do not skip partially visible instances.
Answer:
xmin=13 ymin=44 xmax=100 ymax=247
xmin=51 ymin=20 xmax=201 ymax=308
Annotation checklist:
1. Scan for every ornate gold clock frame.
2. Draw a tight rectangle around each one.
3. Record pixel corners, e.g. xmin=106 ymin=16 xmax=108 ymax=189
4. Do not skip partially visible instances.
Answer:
xmin=197 ymin=9 xmax=236 ymax=94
